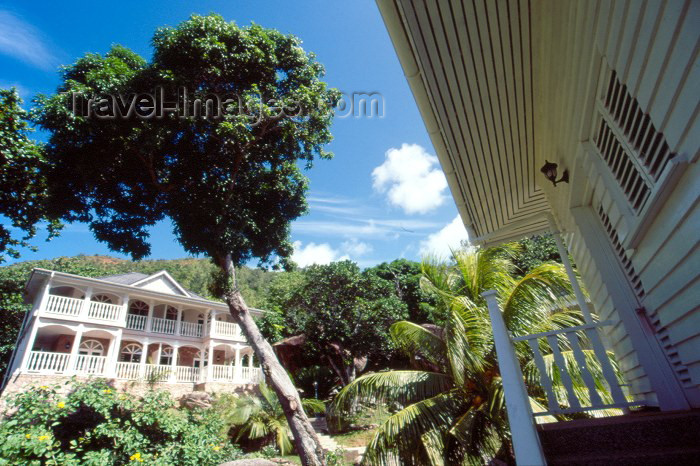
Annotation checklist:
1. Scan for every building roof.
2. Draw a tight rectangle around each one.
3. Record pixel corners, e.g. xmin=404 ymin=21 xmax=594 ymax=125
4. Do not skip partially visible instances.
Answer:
xmin=98 ymin=272 xmax=150 ymax=285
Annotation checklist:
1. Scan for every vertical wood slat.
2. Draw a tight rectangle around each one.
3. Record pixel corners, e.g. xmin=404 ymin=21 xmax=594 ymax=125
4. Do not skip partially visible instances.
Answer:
xmin=585 ymin=327 xmax=629 ymax=405
xmin=527 ymin=339 xmax=558 ymax=411
xmin=546 ymin=335 xmax=582 ymax=410
xmin=565 ymin=332 xmax=604 ymax=407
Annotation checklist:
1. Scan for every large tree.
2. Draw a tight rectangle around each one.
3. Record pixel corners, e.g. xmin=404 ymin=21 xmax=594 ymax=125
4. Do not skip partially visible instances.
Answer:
xmin=280 ymin=261 xmax=407 ymax=386
xmin=0 ymin=88 xmax=60 ymax=263
xmin=36 ymin=15 xmax=338 ymax=465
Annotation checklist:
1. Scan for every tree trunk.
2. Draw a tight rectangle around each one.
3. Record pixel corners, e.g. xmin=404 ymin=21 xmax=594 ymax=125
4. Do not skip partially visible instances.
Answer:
xmin=219 ymin=254 xmax=326 ymax=466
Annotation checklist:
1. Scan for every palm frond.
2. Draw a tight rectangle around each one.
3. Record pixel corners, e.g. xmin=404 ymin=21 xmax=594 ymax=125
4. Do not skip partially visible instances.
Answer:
xmin=390 ymin=321 xmax=447 ymax=367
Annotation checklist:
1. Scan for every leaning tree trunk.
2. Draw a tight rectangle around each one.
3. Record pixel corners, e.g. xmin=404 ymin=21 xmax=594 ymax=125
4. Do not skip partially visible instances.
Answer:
xmin=219 ymin=254 xmax=326 ymax=466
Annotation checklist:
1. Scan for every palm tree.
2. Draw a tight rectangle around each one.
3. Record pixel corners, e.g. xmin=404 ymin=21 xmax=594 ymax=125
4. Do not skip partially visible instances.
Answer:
xmin=223 ymin=382 xmax=325 ymax=455
xmin=329 ymin=245 xmax=613 ymax=465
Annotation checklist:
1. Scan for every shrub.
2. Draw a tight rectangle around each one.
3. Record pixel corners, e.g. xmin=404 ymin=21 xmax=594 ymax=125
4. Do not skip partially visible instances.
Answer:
xmin=0 ymin=379 xmax=241 ymax=465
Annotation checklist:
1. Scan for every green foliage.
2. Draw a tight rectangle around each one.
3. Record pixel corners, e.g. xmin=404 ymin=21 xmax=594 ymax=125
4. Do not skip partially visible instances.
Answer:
xmin=0 ymin=379 xmax=241 ymax=465
xmin=512 ymin=234 xmax=561 ymax=276
xmin=36 ymin=14 xmax=339 ymax=266
xmin=284 ymin=261 xmax=408 ymax=385
xmin=0 ymin=88 xmax=61 ymax=263
xmin=215 ymin=383 xmax=325 ymax=456
xmin=328 ymin=246 xmax=609 ymax=465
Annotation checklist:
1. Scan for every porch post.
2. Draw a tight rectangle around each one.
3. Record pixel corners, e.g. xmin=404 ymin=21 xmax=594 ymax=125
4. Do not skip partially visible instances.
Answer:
xmin=67 ymin=324 xmax=85 ymax=375
xmin=146 ymin=301 xmax=154 ymax=332
xmin=169 ymin=344 xmax=179 ymax=383
xmin=155 ymin=343 xmax=162 ymax=367
xmin=207 ymin=340 xmax=214 ymax=382
xmin=547 ymin=214 xmax=593 ymax=324
xmin=482 ymin=290 xmax=547 ymax=466
xmin=19 ymin=319 xmax=42 ymax=371
xmin=36 ymin=278 xmax=53 ymax=314
xmin=120 ymin=295 xmax=130 ymax=326
xmin=81 ymin=287 xmax=93 ymax=318
xmin=234 ymin=346 xmax=242 ymax=381
xmin=175 ymin=307 xmax=183 ymax=335
xmin=105 ymin=328 xmax=122 ymax=378
xmin=139 ymin=337 xmax=150 ymax=378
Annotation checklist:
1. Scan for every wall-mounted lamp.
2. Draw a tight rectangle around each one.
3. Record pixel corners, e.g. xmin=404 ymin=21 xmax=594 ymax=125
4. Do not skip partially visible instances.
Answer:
xmin=65 ymin=343 xmax=71 ymax=350
xmin=540 ymin=160 xmax=569 ymax=187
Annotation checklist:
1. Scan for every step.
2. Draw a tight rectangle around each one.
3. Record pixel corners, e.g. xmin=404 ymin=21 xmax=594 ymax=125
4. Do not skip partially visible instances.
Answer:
xmin=539 ymin=410 xmax=700 ymax=464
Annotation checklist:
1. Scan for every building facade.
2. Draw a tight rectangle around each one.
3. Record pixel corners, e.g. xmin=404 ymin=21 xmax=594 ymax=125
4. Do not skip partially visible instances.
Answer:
xmin=1 ymin=268 xmax=263 ymax=396
xmin=378 ymin=0 xmax=698 ymax=463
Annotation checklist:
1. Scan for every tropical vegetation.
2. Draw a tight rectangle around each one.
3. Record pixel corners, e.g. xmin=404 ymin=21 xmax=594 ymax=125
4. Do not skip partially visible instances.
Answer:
xmin=328 ymin=245 xmax=613 ymax=465
xmin=0 ymin=379 xmax=241 ymax=465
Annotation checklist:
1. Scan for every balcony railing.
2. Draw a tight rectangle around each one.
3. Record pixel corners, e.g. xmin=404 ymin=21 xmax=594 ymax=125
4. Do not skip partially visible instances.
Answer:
xmin=45 ymin=295 xmax=83 ymax=317
xmin=74 ymin=355 xmax=107 ymax=375
xmin=26 ymin=351 xmax=71 ymax=373
xmin=87 ymin=301 xmax=122 ymax=322
xmin=180 ymin=321 xmax=203 ymax=338
xmin=126 ymin=314 xmax=147 ymax=331
xmin=175 ymin=366 xmax=201 ymax=383
xmin=151 ymin=317 xmax=176 ymax=335
xmin=212 ymin=320 xmax=242 ymax=339
xmin=211 ymin=364 xmax=262 ymax=384
xmin=115 ymin=361 xmax=140 ymax=379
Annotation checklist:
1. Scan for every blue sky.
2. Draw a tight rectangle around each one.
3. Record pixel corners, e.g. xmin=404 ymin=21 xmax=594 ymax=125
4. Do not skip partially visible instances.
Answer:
xmin=0 ymin=0 xmax=468 ymax=268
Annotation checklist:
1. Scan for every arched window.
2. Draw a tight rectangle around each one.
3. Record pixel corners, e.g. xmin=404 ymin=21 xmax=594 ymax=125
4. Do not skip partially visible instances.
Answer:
xmin=165 ymin=306 xmax=178 ymax=320
xmin=78 ymin=339 xmax=104 ymax=356
xmin=120 ymin=344 xmax=142 ymax=363
xmin=129 ymin=300 xmax=149 ymax=316
xmin=92 ymin=294 xmax=113 ymax=304
xmin=160 ymin=346 xmax=174 ymax=366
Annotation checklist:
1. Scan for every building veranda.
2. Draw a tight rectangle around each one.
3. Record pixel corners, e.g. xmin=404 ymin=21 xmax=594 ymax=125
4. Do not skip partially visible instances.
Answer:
xmin=1 ymin=268 xmax=263 ymax=399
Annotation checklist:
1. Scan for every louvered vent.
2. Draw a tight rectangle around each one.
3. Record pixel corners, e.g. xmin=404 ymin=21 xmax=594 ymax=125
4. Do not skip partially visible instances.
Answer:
xmin=594 ymin=120 xmax=651 ymax=212
xmin=597 ymin=206 xmax=645 ymax=299
xmin=603 ymin=71 xmax=673 ymax=181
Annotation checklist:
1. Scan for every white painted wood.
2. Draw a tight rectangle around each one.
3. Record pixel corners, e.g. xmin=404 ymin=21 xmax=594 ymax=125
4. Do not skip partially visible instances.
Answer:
xmin=482 ymin=290 xmax=547 ymax=466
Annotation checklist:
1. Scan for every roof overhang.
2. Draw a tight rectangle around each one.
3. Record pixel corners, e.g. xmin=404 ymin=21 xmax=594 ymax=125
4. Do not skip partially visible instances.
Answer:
xmin=377 ymin=0 xmax=553 ymax=246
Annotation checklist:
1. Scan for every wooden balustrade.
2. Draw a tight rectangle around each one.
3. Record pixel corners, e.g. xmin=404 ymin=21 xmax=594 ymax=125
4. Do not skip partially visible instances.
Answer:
xmin=45 ymin=295 xmax=83 ymax=317
xmin=25 ymin=351 xmax=71 ymax=373
xmin=126 ymin=314 xmax=147 ymax=330
xmin=87 ymin=301 xmax=122 ymax=321
xmin=74 ymin=355 xmax=107 ymax=375
xmin=151 ymin=317 xmax=176 ymax=334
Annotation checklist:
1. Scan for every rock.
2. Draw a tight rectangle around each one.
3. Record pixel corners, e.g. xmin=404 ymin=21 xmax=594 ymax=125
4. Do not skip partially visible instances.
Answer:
xmin=180 ymin=391 xmax=213 ymax=409
xmin=218 ymin=460 xmax=277 ymax=466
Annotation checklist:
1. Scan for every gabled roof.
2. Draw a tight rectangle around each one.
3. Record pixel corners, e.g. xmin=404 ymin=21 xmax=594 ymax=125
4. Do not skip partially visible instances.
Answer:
xmin=99 ymin=270 xmax=191 ymax=297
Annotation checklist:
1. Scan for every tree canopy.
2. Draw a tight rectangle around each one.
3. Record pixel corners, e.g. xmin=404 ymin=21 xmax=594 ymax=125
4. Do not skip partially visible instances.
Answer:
xmin=36 ymin=14 xmax=338 ymax=266
xmin=0 ymin=88 xmax=60 ymax=263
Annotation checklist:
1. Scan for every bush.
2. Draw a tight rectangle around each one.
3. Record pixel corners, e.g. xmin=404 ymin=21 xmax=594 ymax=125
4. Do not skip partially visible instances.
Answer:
xmin=0 ymin=379 xmax=241 ymax=465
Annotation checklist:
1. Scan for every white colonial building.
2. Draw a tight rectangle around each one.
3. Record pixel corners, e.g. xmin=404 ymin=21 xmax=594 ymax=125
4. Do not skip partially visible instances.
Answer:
xmin=2 ymin=268 xmax=263 ymax=393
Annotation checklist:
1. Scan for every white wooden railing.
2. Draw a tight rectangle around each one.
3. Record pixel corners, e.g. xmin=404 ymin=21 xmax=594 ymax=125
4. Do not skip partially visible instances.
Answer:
xmin=116 ymin=362 xmax=141 ymax=379
xmin=87 ymin=301 xmax=122 ymax=321
xmin=175 ymin=366 xmax=201 ymax=382
xmin=74 ymin=355 xmax=107 ymax=375
xmin=25 ymin=351 xmax=71 ymax=373
xmin=513 ymin=321 xmax=632 ymax=415
xmin=241 ymin=366 xmax=263 ymax=383
xmin=151 ymin=317 xmax=176 ymax=334
xmin=212 ymin=320 xmax=241 ymax=338
xmin=45 ymin=295 xmax=83 ymax=317
xmin=143 ymin=364 xmax=172 ymax=382
xmin=180 ymin=321 xmax=203 ymax=337
xmin=126 ymin=314 xmax=147 ymax=331
xmin=482 ymin=290 xmax=641 ymax=466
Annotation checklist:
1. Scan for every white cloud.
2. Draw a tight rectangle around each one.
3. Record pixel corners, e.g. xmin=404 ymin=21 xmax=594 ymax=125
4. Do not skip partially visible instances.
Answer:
xmin=0 ymin=11 xmax=56 ymax=70
xmin=372 ymin=143 xmax=448 ymax=214
xmin=291 ymin=241 xmax=349 ymax=267
xmin=420 ymin=216 xmax=469 ymax=258
xmin=341 ymin=239 xmax=373 ymax=256
xmin=292 ymin=218 xmax=442 ymax=239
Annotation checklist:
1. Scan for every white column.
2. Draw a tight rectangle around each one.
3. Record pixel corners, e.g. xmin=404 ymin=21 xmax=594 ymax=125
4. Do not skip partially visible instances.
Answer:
xmin=81 ymin=287 xmax=93 ymax=319
xmin=146 ymin=301 xmax=154 ymax=332
xmin=155 ymin=343 xmax=162 ymax=367
xmin=139 ymin=338 xmax=150 ymax=378
xmin=176 ymin=308 xmax=183 ymax=335
xmin=120 ymin=295 xmax=130 ymax=326
xmin=36 ymin=279 xmax=53 ymax=315
xmin=105 ymin=329 xmax=122 ymax=378
xmin=234 ymin=346 xmax=242 ymax=381
xmin=169 ymin=344 xmax=179 ymax=383
xmin=207 ymin=340 xmax=215 ymax=382
xmin=19 ymin=319 xmax=42 ymax=372
xmin=482 ymin=290 xmax=546 ymax=465
xmin=548 ymin=215 xmax=593 ymax=324
xmin=67 ymin=324 xmax=85 ymax=375
xmin=209 ymin=312 xmax=217 ymax=337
